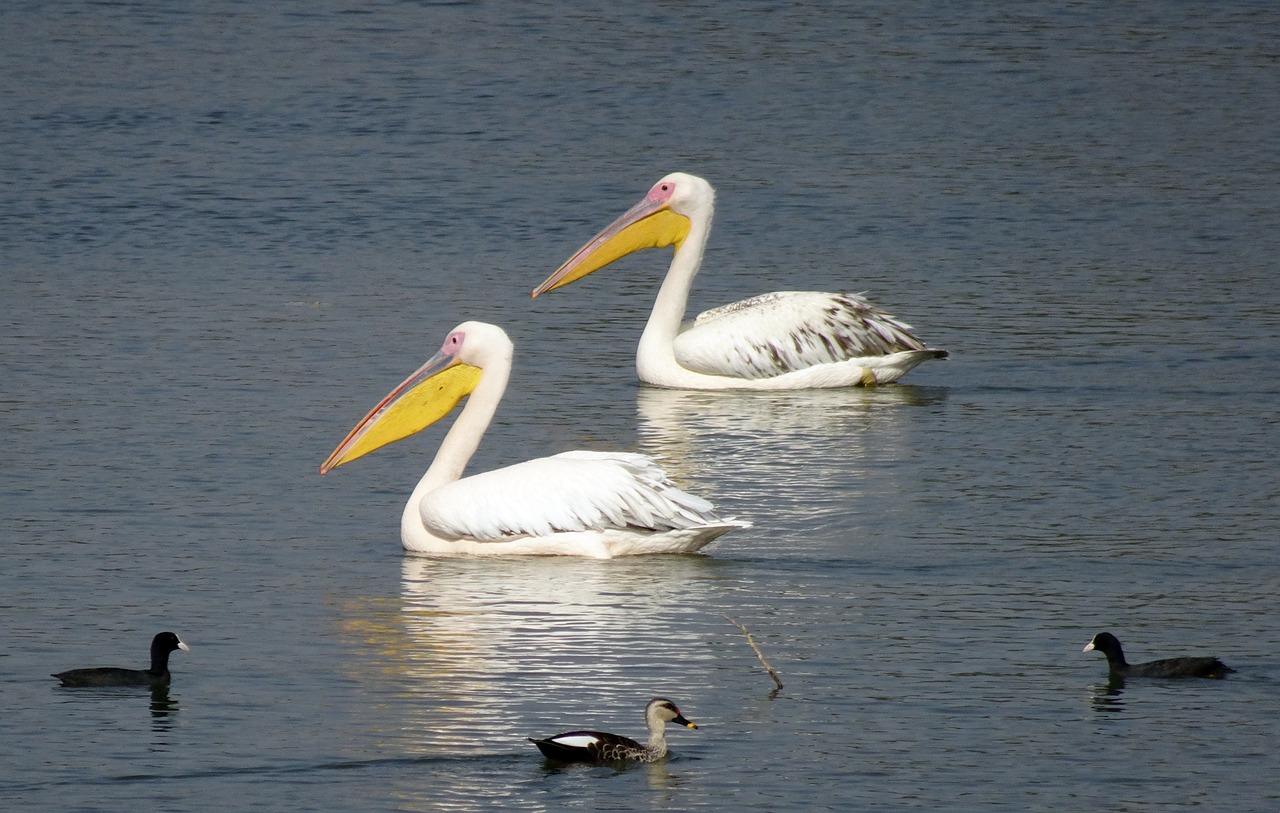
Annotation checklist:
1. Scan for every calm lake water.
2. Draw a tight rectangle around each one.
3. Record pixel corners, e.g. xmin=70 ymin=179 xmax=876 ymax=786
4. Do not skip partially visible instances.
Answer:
xmin=3 ymin=2 xmax=1279 ymax=811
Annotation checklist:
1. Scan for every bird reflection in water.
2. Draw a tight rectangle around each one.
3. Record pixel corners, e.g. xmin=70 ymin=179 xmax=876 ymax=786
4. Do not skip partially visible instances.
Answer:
xmin=334 ymin=556 xmax=722 ymax=759
xmin=537 ymin=755 xmax=680 ymax=791
xmin=1089 ymin=678 xmax=1127 ymax=713
xmin=149 ymin=685 xmax=178 ymax=718
xmin=149 ymin=685 xmax=180 ymax=742
xmin=635 ymin=385 xmax=948 ymax=540
xmin=51 ymin=683 xmax=181 ymax=733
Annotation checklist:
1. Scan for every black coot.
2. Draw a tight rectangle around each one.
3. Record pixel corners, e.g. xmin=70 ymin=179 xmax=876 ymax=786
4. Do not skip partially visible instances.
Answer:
xmin=53 ymin=632 xmax=190 ymax=687
xmin=1083 ymin=632 xmax=1233 ymax=679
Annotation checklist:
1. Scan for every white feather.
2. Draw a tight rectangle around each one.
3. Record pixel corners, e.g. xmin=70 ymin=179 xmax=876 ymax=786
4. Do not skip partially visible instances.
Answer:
xmin=420 ymin=451 xmax=725 ymax=541
xmin=675 ymin=291 xmax=933 ymax=379
xmin=550 ymin=735 xmax=601 ymax=749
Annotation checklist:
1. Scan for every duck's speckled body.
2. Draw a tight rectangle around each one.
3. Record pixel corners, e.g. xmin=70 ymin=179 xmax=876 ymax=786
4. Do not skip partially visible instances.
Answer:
xmin=529 ymin=698 xmax=697 ymax=763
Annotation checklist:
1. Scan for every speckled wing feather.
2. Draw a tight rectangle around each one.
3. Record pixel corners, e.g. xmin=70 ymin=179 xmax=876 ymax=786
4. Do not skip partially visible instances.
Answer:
xmin=419 ymin=451 xmax=725 ymax=541
xmin=673 ymin=291 xmax=936 ymax=379
xmin=530 ymin=731 xmax=649 ymax=762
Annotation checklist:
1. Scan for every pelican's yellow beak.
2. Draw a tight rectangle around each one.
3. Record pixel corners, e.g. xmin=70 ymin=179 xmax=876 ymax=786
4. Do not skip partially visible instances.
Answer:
xmin=531 ymin=193 xmax=690 ymax=298
xmin=320 ymin=352 xmax=482 ymax=474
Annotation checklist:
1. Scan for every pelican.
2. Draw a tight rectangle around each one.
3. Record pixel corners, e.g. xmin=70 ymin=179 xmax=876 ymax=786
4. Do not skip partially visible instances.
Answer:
xmin=532 ymin=172 xmax=947 ymax=389
xmin=320 ymin=321 xmax=747 ymax=557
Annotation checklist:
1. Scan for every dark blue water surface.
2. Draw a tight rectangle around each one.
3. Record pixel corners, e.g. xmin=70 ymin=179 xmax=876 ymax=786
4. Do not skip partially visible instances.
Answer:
xmin=3 ymin=2 xmax=1278 ymax=811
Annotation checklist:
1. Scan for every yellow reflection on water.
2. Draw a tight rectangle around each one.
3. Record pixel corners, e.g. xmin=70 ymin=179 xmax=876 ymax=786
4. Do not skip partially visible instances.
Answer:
xmin=339 ymin=554 xmax=724 ymax=761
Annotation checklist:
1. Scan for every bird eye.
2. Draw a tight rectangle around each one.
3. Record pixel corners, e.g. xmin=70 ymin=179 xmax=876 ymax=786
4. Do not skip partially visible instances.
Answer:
xmin=650 ymin=181 xmax=676 ymax=202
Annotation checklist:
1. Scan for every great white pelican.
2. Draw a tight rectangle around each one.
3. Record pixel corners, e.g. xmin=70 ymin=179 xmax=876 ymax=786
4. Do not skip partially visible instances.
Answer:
xmin=320 ymin=321 xmax=747 ymax=557
xmin=532 ymin=172 xmax=947 ymax=389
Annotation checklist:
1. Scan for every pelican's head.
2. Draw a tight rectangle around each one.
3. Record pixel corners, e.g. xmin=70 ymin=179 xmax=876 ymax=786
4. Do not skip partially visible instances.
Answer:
xmin=320 ymin=322 xmax=510 ymax=474
xmin=531 ymin=172 xmax=714 ymax=297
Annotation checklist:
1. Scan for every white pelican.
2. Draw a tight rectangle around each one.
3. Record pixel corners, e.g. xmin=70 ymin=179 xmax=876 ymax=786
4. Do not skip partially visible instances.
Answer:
xmin=532 ymin=172 xmax=947 ymax=389
xmin=320 ymin=321 xmax=747 ymax=557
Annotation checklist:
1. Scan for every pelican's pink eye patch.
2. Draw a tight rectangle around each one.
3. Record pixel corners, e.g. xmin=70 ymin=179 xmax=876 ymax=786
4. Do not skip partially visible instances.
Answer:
xmin=442 ymin=331 xmax=465 ymax=355
xmin=647 ymin=181 xmax=676 ymax=204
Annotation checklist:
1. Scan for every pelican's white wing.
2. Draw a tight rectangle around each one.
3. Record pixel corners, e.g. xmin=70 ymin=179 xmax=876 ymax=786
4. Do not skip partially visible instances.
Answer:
xmin=419 ymin=451 xmax=729 ymax=542
xmin=673 ymin=291 xmax=938 ymax=380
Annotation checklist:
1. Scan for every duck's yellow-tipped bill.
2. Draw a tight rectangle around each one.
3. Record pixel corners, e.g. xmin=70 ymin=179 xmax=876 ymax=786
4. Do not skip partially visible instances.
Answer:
xmin=532 ymin=197 xmax=690 ymax=298
xmin=320 ymin=356 xmax=482 ymax=474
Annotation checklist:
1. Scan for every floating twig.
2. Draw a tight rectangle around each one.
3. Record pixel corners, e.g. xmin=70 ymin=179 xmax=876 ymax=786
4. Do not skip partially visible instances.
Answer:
xmin=724 ymin=614 xmax=783 ymax=690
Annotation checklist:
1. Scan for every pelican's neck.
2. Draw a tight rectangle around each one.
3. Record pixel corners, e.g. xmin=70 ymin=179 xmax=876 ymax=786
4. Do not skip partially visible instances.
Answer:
xmin=401 ymin=357 xmax=510 ymax=533
xmin=636 ymin=203 xmax=713 ymax=383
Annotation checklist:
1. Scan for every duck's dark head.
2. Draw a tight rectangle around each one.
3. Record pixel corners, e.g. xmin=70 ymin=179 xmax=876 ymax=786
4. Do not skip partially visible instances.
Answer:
xmin=647 ymin=697 xmax=697 ymax=729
